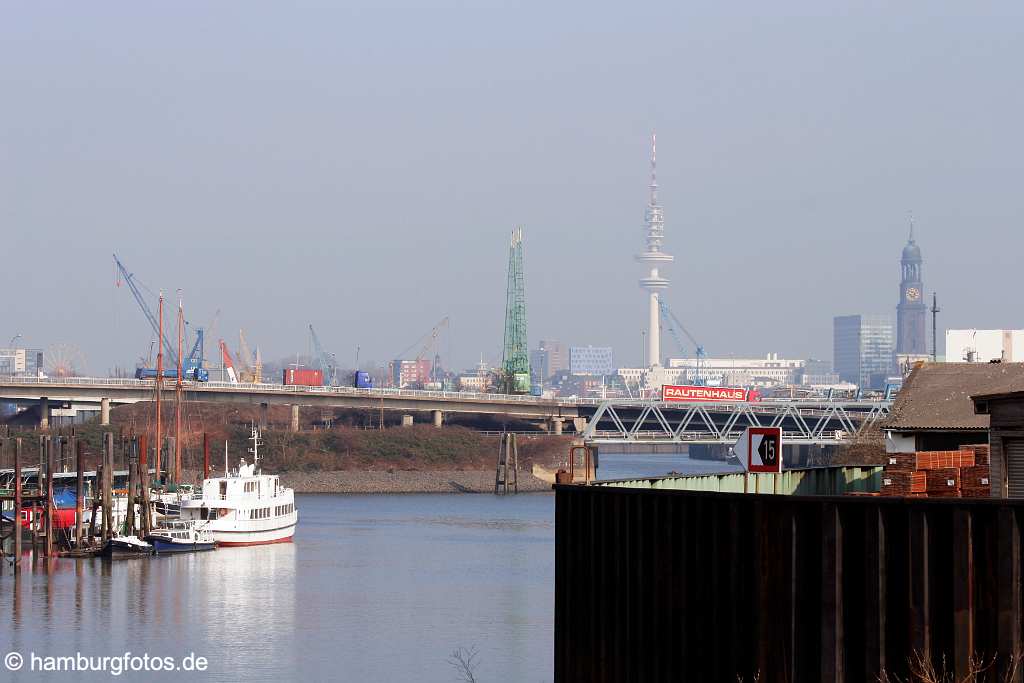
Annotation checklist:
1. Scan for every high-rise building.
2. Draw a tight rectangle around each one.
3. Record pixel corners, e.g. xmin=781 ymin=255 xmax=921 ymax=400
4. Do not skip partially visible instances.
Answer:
xmin=569 ymin=346 xmax=614 ymax=376
xmin=530 ymin=348 xmax=549 ymax=386
xmin=636 ymin=134 xmax=672 ymax=371
xmin=530 ymin=340 xmax=568 ymax=387
xmin=834 ymin=315 xmax=895 ymax=390
xmin=896 ymin=218 xmax=927 ymax=356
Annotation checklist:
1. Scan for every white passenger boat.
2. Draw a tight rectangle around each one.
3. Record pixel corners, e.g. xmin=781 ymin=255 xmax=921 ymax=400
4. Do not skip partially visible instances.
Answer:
xmin=177 ymin=428 xmax=297 ymax=547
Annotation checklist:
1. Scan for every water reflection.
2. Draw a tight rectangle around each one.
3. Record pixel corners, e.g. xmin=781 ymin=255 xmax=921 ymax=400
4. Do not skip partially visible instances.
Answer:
xmin=0 ymin=495 xmax=552 ymax=682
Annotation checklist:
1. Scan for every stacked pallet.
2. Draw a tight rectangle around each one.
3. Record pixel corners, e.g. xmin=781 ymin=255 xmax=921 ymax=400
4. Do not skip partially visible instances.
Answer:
xmin=878 ymin=444 xmax=990 ymax=498
xmin=880 ymin=451 xmax=927 ymax=496
xmin=960 ymin=444 xmax=991 ymax=499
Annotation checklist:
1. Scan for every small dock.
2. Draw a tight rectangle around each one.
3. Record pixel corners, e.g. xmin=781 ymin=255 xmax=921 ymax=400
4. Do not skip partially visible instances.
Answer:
xmin=0 ymin=433 xmax=164 ymax=571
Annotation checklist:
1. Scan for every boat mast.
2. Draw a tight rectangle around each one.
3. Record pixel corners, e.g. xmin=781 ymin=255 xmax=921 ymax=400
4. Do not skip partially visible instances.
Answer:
xmin=175 ymin=292 xmax=183 ymax=484
xmin=155 ymin=291 xmax=163 ymax=484
xmin=249 ymin=425 xmax=262 ymax=474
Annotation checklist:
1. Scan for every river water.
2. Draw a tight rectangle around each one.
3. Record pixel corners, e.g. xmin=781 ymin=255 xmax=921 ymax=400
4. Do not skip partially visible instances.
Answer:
xmin=0 ymin=454 xmax=724 ymax=682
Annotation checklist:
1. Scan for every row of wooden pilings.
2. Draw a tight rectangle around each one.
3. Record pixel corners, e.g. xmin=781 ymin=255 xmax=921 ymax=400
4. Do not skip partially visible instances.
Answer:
xmin=0 ymin=432 xmax=169 ymax=571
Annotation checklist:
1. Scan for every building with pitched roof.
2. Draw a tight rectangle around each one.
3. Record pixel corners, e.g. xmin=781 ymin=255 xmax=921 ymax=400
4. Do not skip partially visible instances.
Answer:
xmin=884 ymin=362 xmax=1024 ymax=453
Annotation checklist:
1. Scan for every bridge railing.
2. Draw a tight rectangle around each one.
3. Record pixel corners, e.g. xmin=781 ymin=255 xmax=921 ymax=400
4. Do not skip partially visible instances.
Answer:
xmin=0 ymin=375 xmax=598 ymax=407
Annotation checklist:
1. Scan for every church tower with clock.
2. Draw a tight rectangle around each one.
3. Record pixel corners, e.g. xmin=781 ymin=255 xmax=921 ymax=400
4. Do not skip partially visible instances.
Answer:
xmin=896 ymin=220 xmax=927 ymax=356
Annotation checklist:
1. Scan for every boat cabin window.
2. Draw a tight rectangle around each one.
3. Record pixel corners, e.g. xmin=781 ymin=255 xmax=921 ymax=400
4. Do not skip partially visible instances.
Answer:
xmin=219 ymin=481 xmax=227 ymax=497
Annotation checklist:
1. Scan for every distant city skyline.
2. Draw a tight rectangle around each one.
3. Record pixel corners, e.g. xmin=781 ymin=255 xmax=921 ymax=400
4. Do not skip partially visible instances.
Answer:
xmin=2 ymin=3 xmax=1022 ymax=375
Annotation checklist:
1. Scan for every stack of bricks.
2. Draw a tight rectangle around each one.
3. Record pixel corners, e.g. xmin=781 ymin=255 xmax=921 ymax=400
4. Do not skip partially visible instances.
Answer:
xmin=879 ymin=451 xmax=927 ymax=496
xmin=961 ymin=444 xmax=992 ymax=498
xmin=878 ymin=444 xmax=990 ymax=498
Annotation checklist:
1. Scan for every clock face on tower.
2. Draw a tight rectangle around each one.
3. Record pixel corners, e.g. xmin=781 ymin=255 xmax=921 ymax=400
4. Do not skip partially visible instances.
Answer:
xmin=905 ymin=287 xmax=921 ymax=302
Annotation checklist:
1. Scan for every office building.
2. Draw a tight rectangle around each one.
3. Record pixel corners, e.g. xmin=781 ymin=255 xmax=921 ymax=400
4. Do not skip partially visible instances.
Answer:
xmin=666 ymin=354 xmax=805 ymax=387
xmin=834 ymin=314 xmax=895 ymax=390
xmin=946 ymin=330 xmax=1024 ymax=363
xmin=570 ymin=346 xmax=614 ymax=376
xmin=0 ymin=348 xmax=43 ymax=377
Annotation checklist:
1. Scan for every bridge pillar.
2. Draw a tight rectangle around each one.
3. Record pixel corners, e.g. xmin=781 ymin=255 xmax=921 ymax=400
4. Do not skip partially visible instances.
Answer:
xmin=39 ymin=397 xmax=49 ymax=429
xmin=100 ymin=398 xmax=111 ymax=425
xmin=551 ymin=418 xmax=564 ymax=435
xmin=290 ymin=405 xmax=300 ymax=432
xmin=432 ymin=410 xmax=443 ymax=428
xmin=572 ymin=417 xmax=587 ymax=434
xmin=259 ymin=402 xmax=269 ymax=430
xmin=401 ymin=414 xmax=413 ymax=427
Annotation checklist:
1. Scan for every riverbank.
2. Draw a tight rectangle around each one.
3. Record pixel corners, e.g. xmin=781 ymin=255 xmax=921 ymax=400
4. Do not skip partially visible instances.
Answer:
xmin=281 ymin=469 xmax=553 ymax=494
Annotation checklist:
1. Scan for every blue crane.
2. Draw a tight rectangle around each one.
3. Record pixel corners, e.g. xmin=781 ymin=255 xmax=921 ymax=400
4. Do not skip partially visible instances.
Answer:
xmin=114 ymin=254 xmax=208 ymax=382
xmin=658 ymin=300 xmax=707 ymax=385
xmin=309 ymin=324 xmax=338 ymax=387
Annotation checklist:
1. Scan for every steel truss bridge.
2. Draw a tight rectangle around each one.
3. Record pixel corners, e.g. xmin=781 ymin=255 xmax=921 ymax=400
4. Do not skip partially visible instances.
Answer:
xmin=580 ymin=399 xmax=892 ymax=445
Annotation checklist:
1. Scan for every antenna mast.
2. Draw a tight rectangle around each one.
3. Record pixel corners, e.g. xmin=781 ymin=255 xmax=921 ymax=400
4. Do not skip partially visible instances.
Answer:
xmin=931 ymin=292 xmax=940 ymax=362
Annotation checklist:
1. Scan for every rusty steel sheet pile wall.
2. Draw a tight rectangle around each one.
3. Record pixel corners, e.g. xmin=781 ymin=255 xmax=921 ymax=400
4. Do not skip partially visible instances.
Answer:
xmin=554 ymin=485 xmax=1024 ymax=683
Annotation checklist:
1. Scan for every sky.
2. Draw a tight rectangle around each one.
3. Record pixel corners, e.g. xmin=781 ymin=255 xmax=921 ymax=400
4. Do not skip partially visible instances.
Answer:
xmin=2 ymin=1 xmax=1022 ymax=375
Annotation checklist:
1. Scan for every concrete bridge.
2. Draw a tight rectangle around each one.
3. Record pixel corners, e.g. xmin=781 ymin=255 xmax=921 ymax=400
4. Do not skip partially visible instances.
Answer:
xmin=0 ymin=377 xmax=587 ymax=432
xmin=0 ymin=378 xmax=890 ymax=443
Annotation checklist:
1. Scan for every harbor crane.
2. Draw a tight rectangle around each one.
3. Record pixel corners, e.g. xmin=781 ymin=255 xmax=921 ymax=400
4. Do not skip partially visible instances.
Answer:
xmin=220 ymin=340 xmax=239 ymax=383
xmin=236 ymin=330 xmax=262 ymax=383
xmin=309 ymin=324 xmax=338 ymax=387
xmin=392 ymin=317 xmax=449 ymax=388
xmin=114 ymin=254 xmax=208 ymax=381
xmin=659 ymin=300 xmax=707 ymax=385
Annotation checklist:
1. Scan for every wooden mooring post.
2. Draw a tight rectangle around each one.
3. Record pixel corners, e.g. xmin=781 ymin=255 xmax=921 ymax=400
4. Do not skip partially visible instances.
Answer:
xmin=13 ymin=438 xmax=23 ymax=572
xmin=495 ymin=433 xmax=519 ymax=495
xmin=101 ymin=433 xmax=113 ymax=542
xmin=44 ymin=436 xmax=55 ymax=557
xmin=138 ymin=433 xmax=151 ymax=536
xmin=75 ymin=438 xmax=84 ymax=547
xmin=125 ymin=438 xmax=137 ymax=537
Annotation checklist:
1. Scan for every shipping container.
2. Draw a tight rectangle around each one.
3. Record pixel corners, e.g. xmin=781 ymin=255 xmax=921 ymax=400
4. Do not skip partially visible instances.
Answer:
xmin=282 ymin=368 xmax=323 ymax=386
xmin=354 ymin=371 xmax=373 ymax=389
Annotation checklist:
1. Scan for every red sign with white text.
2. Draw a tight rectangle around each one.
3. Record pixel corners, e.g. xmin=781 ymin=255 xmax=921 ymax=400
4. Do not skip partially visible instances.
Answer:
xmin=662 ymin=384 xmax=749 ymax=403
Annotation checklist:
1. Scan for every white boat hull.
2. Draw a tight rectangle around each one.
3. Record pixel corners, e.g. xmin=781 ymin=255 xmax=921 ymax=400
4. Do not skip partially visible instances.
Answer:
xmin=210 ymin=522 xmax=296 ymax=547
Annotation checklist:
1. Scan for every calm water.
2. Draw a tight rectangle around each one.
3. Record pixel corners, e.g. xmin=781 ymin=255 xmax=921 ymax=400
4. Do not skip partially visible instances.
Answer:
xmin=1 ymin=494 xmax=554 ymax=682
xmin=1 ymin=455 xmax=726 ymax=682
xmin=595 ymin=452 xmax=743 ymax=480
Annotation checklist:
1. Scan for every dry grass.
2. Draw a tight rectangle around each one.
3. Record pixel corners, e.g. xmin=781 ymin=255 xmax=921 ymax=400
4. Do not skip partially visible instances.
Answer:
xmin=879 ymin=651 xmax=1022 ymax=683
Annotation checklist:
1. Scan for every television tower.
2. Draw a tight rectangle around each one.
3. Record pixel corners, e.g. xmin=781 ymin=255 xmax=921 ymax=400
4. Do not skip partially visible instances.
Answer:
xmin=636 ymin=133 xmax=673 ymax=369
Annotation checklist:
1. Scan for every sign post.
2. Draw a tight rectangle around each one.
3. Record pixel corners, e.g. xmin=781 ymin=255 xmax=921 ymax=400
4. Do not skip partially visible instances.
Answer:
xmin=732 ymin=426 xmax=783 ymax=473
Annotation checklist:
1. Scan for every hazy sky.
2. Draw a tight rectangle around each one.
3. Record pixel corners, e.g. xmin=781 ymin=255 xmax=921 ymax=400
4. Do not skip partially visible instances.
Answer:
xmin=2 ymin=2 xmax=1021 ymax=375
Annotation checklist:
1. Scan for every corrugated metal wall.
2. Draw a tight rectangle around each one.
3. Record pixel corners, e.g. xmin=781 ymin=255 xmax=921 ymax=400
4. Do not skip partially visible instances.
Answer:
xmin=592 ymin=465 xmax=883 ymax=496
xmin=555 ymin=485 xmax=1024 ymax=682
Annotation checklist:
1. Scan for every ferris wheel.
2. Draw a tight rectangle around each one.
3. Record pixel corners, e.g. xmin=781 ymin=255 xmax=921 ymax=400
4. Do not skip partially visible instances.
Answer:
xmin=44 ymin=343 xmax=87 ymax=379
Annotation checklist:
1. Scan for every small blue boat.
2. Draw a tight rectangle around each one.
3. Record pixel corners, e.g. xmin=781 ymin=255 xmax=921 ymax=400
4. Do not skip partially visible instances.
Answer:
xmin=145 ymin=520 xmax=216 ymax=554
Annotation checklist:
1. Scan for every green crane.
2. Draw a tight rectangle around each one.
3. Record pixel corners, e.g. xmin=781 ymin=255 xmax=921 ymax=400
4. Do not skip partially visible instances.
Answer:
xmin=501 ymin=227 xmax=530 ymax=394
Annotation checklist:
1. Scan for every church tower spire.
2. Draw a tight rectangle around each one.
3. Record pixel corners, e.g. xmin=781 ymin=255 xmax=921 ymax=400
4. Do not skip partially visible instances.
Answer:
xmin=897 ymin=213 xmax=926 ymax=357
